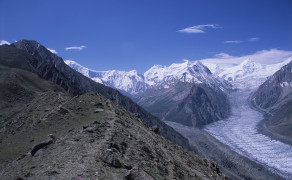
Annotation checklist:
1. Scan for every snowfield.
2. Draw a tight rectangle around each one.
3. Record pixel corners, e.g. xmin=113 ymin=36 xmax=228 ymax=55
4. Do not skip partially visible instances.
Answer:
xmin=205 ymin=89 xmax=292 ymax=178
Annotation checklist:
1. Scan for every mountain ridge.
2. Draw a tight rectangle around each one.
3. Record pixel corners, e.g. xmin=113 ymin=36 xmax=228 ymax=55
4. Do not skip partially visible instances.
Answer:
xmin=204 ymin=58 xmax=292 ymax=89
xmin=66 ymin=59 xmax=232 ymax=96
xmin=252 ymin=60 xmax=292 ymax=139
xmin=3 ymin=40 xmax=193 ymax=152
xmin=65 ymin=60 xmax=149 ymax=95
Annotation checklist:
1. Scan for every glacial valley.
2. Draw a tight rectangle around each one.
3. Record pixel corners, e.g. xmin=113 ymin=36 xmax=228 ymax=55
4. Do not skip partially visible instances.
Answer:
xmin=205 ymin=89 xmax=292 ymax=178
xmin=68 ymin=51 xmax=292 ymax=179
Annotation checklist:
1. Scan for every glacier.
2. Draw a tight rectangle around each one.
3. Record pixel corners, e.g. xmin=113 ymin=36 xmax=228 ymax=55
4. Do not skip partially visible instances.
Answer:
xmin=204 ymin=89 xmax=292 ymax=178
xmin=201 ymin=57 xmax=292 ymax=178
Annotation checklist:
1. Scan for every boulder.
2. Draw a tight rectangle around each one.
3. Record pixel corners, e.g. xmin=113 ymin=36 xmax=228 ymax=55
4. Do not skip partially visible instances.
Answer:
xmin=95 ymin=108 xmax=104 ymax=113
xmin=125 ymin=167 xmax=154 ymax=180
xmin=151 ymin=126 xmax=159 ymax=134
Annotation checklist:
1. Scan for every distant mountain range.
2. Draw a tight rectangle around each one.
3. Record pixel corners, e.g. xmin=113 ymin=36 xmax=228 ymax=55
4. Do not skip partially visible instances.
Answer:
xmin=65 ymin=59 xmax=230 ymax=96
xmin=66 ymin=60 xmax=232 ymax=127
xmin=204 ymin=58 xmax=292 ymax=89
xmin=66 ymin=54 xmax=292 ymax=94
xmin=66 ymin=54 xmax=292 ymax=127
xmin=65 ymin=60 xmax=149 ymax=96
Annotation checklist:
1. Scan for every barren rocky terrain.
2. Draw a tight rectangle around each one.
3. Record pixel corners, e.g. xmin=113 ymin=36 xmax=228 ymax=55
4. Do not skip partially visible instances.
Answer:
xmin=0 ymin=91 xmax=225 ymax=179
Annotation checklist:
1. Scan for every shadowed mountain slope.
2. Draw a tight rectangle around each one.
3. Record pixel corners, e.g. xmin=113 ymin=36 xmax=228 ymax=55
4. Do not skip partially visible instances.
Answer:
xmin=253 ymin=60 xmax=292 ymax=139
xmin=137 ymin=81 xmax=230 ymax=127
xmin=2 ymin=40 xmax=192 ymax=151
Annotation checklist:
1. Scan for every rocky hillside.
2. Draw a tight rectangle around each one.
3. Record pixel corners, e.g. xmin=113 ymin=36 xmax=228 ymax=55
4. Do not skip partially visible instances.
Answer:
xmin=137 ymin=82 xmax=230 ymax=127
xmin=137 ymin=61 xmax=230 ymax=127
xmin=0 ymin=51 xmax=224 ymax=179
xmin=253 ymin=60 xmax=292 ymax=139
xmin=4 ymin=40 xmax=191 ymax=152
xmin=1 ymin=92 xmax=225 ymax=179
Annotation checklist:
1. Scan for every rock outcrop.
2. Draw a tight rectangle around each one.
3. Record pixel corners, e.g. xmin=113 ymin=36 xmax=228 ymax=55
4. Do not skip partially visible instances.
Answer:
xmin=253 ymin=60 xmax=292 ymax=139
xmin=30 ymin=134 xmax=55 ymax=156
xmin=253 ymin=60 xmax=292 ymax=109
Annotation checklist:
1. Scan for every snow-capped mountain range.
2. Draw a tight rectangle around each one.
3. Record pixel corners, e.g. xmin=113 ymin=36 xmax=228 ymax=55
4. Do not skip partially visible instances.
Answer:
xmin=144 ymin=60 xmax=231 ymax=93
xmin=65 ymin=60 xmax=149 ymax=95
xmin=201 ymin=49 xmax=292 ymax=89
xmin=66 ymin=49 xmax=292 ymax=95
xmin=144 ymin=60 xmax=210 ymax=86
xmin=65 ymin=60 xmax=230 ymax=95
xmin=203 ymin=58 xmax=292 ymax=89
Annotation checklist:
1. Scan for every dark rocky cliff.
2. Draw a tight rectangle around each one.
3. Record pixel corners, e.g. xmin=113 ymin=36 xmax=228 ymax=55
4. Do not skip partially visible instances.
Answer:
xmin=253 ymin=60 xmax=292 ymax=109
xmin=137 ymin=81 xmax=230 ymax=127
xmin=253 ymin=60 xmax=292 ymax=139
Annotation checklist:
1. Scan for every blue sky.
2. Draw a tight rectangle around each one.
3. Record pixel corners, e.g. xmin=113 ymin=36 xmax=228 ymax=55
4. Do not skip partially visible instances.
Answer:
xmin=1 ymin=0 xmax=292 ymax=73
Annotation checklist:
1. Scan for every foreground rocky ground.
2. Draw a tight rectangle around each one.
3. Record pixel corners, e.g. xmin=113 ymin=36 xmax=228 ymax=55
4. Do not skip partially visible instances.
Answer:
xmin=0 ymin=90 xmax=225 ymax=179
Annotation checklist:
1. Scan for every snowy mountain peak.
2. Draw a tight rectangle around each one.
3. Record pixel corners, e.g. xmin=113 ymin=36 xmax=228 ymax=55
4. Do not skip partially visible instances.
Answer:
xmin=65 ymin=60 xmax=148 ymax=95
xmin=143 ymin=60 xmax=230 ymax=93
xmin=218 ymin=59 xmax=263 ymax=80
xmin=239 ymin=59 xmax=262 ymax=73
xmin=65 ymin=60 xmax=90 ymax=77
xmin=202 ymin=56 xmax=292 ymax=90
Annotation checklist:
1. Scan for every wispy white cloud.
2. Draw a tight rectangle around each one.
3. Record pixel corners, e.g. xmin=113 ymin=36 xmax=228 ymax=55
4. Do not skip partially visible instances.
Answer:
xmin=177 ymin=24 xmax=220 ymax=34
xmin=248 ymin=37 xmax=259 ymax=42
xmin=65 ymin=45 xmax=86 ymax=51
xmin=223 ymin=37 xmax=260 ymax=44
xmin=214 ymin=53 xmax=233 ymax=58
xmin=47 ymin=48 xmax=57 ymax=54
xmin=223 ymin=40 xmax=242 ymax=44
xmin=0 ymin=40 xmax=10 ymax=45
